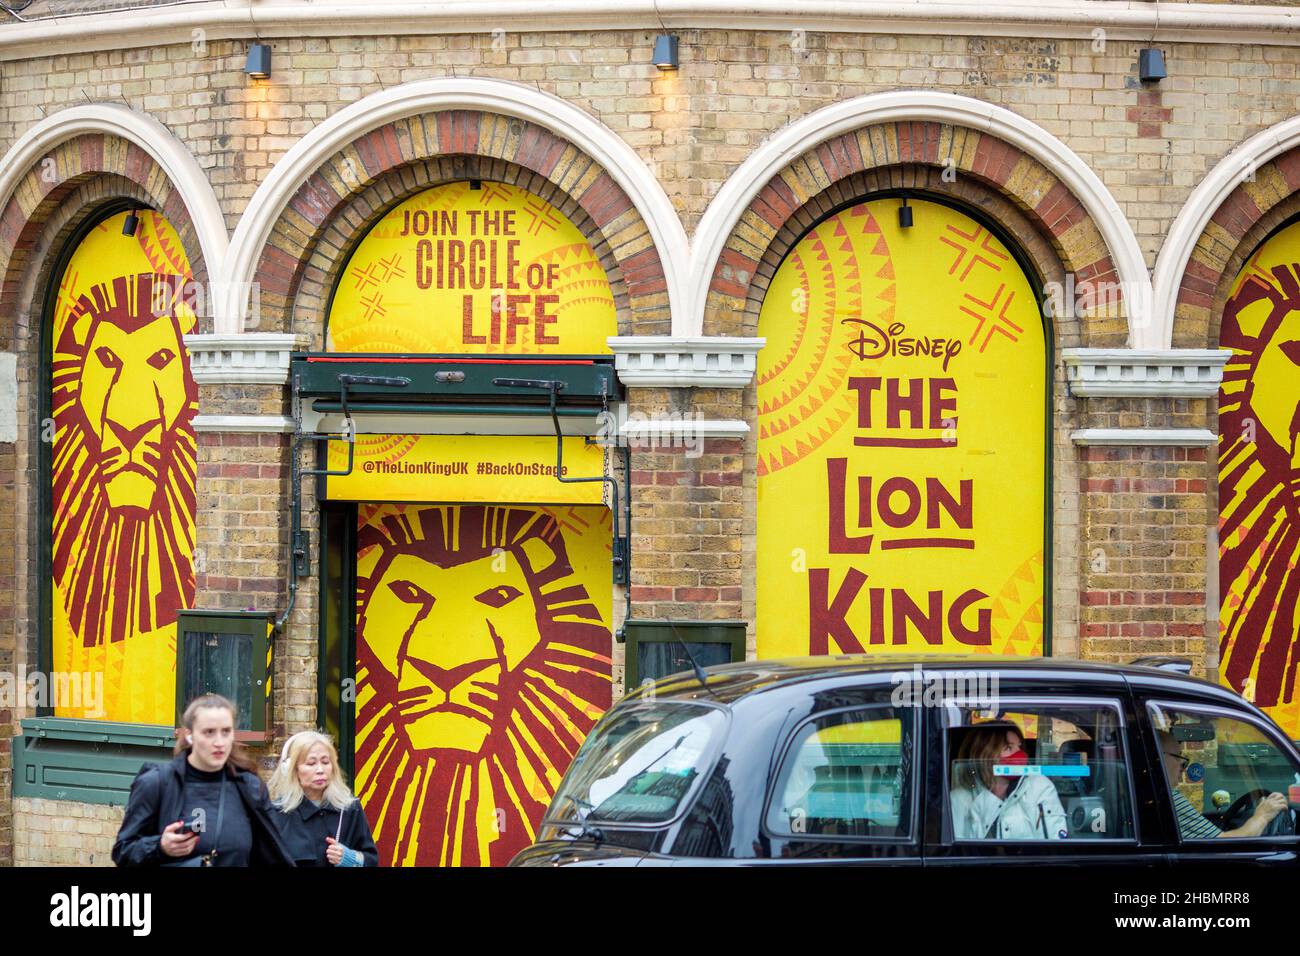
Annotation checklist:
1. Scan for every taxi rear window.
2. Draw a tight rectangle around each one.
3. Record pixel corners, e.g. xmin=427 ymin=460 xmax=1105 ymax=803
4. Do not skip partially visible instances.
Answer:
xmin=944 ymin=701 xmax=1136 ymax=841
xmin=766 ymin=705 xmax=914 ymax=840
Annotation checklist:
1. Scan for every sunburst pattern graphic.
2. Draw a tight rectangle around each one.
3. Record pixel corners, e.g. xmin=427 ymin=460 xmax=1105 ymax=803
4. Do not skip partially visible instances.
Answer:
xmin=354 ymin=504 xmax=612 ymax=866
xmin=757 ymin=205 xmax=887 ymax=477
xmin=1218 ymin=225 xmax=1300 ymax=739
xmin=326 ymin=433 xmax=421 ymax=472
xmin=50 ymin=211 xmax=197 ymax=723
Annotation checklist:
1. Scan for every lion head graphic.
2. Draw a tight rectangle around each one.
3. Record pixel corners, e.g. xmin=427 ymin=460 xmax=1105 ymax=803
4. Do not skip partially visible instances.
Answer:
xmin=1219 ymin=255 xmax=1300 ymax=727
xmin=51 ymin=272 xmax=198 ymax=647
xmin=354 ymin=504 xmax=612 ymax=866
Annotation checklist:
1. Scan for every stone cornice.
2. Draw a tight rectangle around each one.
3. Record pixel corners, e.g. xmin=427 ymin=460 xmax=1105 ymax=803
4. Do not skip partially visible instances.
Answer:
xmin=191 ymin=414 xmax=296 ymax=433
xmin=608 ymin=336 xmax=764 ymax=389
xmin=1062 ymin=348 xmax=1230 ymax=398
xmin=3 ymin=2 xmax=1300 ymax=61
xmin=185 ymin=333 xmax=307 ymax=386
xmin=619 ymin=418 xmax=749 ymax=440
xmin=1071 ymin=428 xmax=1217 ymax=447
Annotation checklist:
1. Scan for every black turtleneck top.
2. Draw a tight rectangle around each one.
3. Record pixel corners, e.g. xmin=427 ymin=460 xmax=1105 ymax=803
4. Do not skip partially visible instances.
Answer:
xmin=179 ymin=761 xmax=253 ymax=866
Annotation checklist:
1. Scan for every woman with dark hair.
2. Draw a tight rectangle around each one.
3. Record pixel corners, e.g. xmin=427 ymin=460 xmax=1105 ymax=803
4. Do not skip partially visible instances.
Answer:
xmin=112 ymin=693 xmax=295 ymax=867
xmin=949 ymin=722 xmax=1068 ymax=841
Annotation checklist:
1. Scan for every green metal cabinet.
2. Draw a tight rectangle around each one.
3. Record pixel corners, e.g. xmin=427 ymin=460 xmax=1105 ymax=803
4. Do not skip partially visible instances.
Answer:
xmin=623 ymin=620 xmax=748 ymax=690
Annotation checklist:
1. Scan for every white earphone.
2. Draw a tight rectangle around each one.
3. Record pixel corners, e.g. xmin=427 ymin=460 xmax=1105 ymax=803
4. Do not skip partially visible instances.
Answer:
xmin=277 ymin=731 xmax=332 ymax=776
xmin=277 ymin=731 xmax=307 ymax=776
xmin=186 ymin=734 xmax=193 ymax=745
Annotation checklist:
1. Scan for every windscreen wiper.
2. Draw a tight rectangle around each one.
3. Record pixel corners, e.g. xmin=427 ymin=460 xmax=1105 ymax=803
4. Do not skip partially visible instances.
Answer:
xmin=560 ymin=794 xmax=605 ymax=845
xmin=624 ymin=733 xmax=689 ymax=786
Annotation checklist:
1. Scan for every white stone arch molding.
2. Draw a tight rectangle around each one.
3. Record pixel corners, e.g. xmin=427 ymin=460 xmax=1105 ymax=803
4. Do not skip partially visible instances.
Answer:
xmin=225 ymin=76 xmax=689 ymax=336
xmin=0 ymin=103 xmax=228 ymax=289
xmin=690 ymin=89 xmax=1152 ymax=343
xmin=1152 ymin=115 xmax=1300 ymax=351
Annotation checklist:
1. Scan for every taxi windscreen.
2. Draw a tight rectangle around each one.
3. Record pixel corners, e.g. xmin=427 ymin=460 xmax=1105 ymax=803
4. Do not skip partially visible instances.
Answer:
xmin=546 ymin=702 xmax=725 ymax=825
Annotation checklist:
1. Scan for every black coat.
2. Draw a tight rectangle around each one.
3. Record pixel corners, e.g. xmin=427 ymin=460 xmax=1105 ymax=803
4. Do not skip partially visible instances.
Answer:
xmin=272 ymin=797 xmax=380 ymax=867
xmin=112 ymin=753 xmax=296 ymax=867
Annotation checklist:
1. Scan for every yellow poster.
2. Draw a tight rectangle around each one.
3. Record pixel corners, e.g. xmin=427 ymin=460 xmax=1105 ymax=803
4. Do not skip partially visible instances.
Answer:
xmin=50 ymin=210 xmax=197 ymax=722
xmin=324 ymin=434 xmax=606 ymax=504
xmin=1219 ymin=220 xmax=1300 ymax=738
xmin=352 ymin=503 xmax=613 ymax=866
xmin=326 ymin=181 xmax=616 ymax=354
xmin=756 ymin=198 xmax=1045 ymax=657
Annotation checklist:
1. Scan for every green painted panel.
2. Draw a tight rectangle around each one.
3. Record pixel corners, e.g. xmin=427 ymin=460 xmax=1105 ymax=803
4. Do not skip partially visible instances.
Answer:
xmin=13 ymin=718 xmax=175 ymax=807
xmin=289 ymin=353 xmax=620 ymax=404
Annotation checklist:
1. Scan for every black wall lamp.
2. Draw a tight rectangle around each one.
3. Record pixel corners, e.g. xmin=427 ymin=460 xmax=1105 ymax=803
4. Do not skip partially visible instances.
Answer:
xmin=122 ymin=208 xmax=140 ymax=237
xmin=653 ymin=34 xmax=678 ymax=70
xmin=1138 ymin=48 xmax=1166 ymax=83
xmin=245 ymin=43 xmax=272 ymax=79
xmin=898 ymin=195 xmax=913 ymax=229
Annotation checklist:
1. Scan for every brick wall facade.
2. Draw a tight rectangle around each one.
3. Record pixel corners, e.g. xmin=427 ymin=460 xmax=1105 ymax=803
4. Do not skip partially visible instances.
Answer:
xmin=3 ymin=30 xmax=1296 ymax=270
xmin=629 ymin=390 xmax=747 ymax=620
xmin=1078 ymin=440 xmax=1216 ymax=671
xmin=194 ymin=424 xmax=297 ymax=744
xmin=12 ymin=797 xmax=122 ymax=867
xmin=0 ymin=18 xmax=1295 ymax=864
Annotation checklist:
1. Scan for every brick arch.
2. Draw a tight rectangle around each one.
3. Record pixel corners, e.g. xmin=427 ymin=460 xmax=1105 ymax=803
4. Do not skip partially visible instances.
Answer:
xmin=254 ymin=111 xmax=667 ymax=339
xmin=289 ymin=155 xmax=638 ymax=348
xmin=1176 ymin=145 xmax=1300 ymax=348
xmin=738 ymin=163 xmax=1076 ymax=345
xmin=0 ymin=133 xmax=210 ymax=346
xmin=14 ymin=175 xmax=161 ymax=351
xmin=703 ymin=120 xmax=1123 ymax=346
xmin=0 ymin=164 xmax=207 ymax=826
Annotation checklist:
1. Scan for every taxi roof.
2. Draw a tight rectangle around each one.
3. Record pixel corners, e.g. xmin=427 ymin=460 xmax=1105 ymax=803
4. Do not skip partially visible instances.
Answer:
xmin=637 ymin=654 xmax=1242 ymax=709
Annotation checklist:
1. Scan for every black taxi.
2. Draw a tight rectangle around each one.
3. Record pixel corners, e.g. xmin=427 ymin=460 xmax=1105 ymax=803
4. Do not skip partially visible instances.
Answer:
xmin=509 ymin=656 xmax=1300 ymax=867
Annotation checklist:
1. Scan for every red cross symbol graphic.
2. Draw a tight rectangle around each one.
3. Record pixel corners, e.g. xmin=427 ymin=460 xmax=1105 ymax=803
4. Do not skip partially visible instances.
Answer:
xmin=940 ymin=224 xmax=1009 ymax=282
xmin=960 ymin=283 xmax=1024 ymax=352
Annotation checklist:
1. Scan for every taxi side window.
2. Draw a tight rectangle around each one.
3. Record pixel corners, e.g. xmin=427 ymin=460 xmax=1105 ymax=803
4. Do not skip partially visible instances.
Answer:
xmin=1148 ymin=703 xmax=1300 ymax=842
xmin=766 ymin=705 xmax=914 ymax=840
xmin=944 ymin=702 xmax=1136 ymax=842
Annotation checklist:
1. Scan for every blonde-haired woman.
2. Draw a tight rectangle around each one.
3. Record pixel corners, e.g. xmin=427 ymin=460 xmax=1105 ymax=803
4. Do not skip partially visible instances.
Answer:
xmin=269 ymin=731 xmax=378 ymax=867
